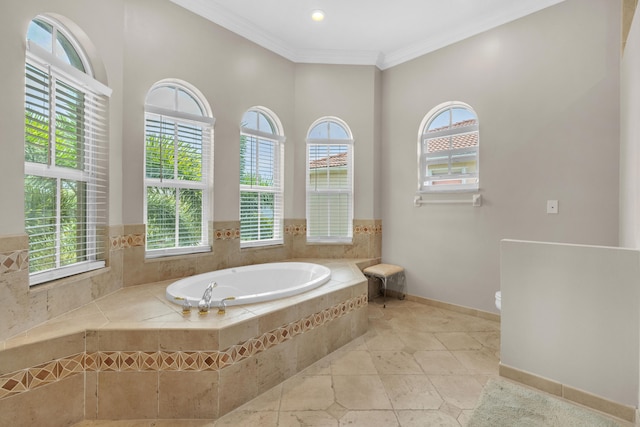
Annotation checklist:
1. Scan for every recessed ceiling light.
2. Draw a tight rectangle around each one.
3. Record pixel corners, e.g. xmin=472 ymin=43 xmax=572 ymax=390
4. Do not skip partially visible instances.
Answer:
xmin=311 ymin=10 xmax=325 ymax=22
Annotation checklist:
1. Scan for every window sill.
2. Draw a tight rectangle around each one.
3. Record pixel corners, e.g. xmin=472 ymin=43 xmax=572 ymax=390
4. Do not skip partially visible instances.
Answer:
xmin=306 ymin=239 xmax=353 ymax=245
xmin=29 ymin=260 xmax=106 ymax=287
xmin=145 ymin=245 xmax=212 ymax=259
xmin=240 ymin=239 xmax=284 ymax=249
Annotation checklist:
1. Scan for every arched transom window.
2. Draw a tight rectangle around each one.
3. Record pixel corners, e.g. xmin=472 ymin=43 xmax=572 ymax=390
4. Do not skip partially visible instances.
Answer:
xmin=239 ymin=107 xmax=285 ymax=246
xmin=306 ymin=117 xmax=354 ymax=242
xmin=24 ymin=16 xmax=111 ymax=285
xmin=419 ymin=102 xmax=479 ymax=192
xmin=144 ymin=81 xmax=214 ymax=256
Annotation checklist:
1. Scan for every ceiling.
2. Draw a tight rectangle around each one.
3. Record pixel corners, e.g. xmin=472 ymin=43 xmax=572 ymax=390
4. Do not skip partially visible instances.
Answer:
xmin=170 ymin=0 xmax=565 ymax=70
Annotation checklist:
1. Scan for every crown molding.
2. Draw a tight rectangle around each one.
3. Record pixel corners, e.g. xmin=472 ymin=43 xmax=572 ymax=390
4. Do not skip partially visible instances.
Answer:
xmin=172 ymin=0 xmax=565 ymax=70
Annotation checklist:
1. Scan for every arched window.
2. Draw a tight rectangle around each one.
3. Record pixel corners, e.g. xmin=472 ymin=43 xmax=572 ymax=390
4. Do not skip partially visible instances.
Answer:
xmin=144 ymin=81 xmax=214 ymax=256
xmin=419 ymin=102 xmax=479 ymax=192
xmin=24 ymin=16 xmax=111 ymax=285
xmin=239 ymin=107 xmax=285 ymax=246
xmin=306 ymin=117 xmax=354 ymax=242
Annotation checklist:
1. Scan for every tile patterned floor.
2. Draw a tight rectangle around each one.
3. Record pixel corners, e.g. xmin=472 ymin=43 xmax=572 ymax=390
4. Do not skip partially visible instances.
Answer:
xmin=73 ymin=297 xmax=629 ymax=426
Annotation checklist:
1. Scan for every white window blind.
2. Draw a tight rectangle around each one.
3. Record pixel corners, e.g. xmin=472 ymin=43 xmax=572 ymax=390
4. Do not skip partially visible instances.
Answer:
xmin=239 ymin=108 xmax=284 ymax=247
xmin=306 ymin=118 xmax=353 ymax=243
xmin=144 ymin=83 xmax=213 ymax=257
xmin=419 ymin=102 xmax=479 ymax=192
xmin=24 ymin=17 xmax=110 ymax=286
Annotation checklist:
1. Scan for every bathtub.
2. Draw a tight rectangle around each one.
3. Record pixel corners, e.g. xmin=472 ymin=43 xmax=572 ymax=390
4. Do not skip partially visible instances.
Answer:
xmin=165 ymin=261 xmax=332 ymax=307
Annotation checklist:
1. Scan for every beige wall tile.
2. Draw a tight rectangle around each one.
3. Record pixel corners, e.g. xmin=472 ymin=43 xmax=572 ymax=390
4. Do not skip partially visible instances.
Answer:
xmin=97 ymin=371 xmax=158 ymax=419
xmin=256 ymin=338 xmax=297 ymax=394
xmin=218 ymin=319 xmax=259 ymax=350
xmin=158 ymin=371 xmax=219 ymax=419
xmin=326 ymin=313 xmax=353 ymax=354
xmin=0 ymin=332 xmax=84 ymax=374
xmin=218 ymin=357 xmax=258 ymax=416
xmin=158 ymin=329 xmax=219 ymax=352
xmin=0 ymin=374 xmax=83 ymax=426
xmin=0 ymin=234 xmax=28 ymax=252
xmin=296 ymin=327 xmax=327 ymax=372
xmin=257 ymin=307 xmax=300 ymax=336
xmin=499 ymin=364 xmax=562 ymax=397
xmin=85 ymin=372 xmax=98 ymax=420
xmin=562 ymin=384 xmax=636 ymax=423
xmin=97 ymin=329 xmax=159 ymax=352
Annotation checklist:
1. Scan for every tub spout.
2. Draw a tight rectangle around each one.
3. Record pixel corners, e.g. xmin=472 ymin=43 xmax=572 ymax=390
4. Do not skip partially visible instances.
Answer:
xmin=218 ymin=297 xmax=236 ymax=315
xmin=198 ymin=281 xmax=217 ymax=315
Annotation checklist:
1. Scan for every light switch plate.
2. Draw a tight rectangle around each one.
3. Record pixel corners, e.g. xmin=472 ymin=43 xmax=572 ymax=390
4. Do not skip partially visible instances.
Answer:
xmin=547 ymin=200 xmax=558 ymax=214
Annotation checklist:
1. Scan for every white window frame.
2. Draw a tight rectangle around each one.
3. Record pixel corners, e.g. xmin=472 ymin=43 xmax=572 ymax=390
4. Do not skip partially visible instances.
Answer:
xmin=306 ymin=117 xmax=354 ymax=243
xmin=24 ymin=16 xmax=111 ymax=286
xmin=143 ymin=81 xmax=214 ymax=258
xmin=418 ymin=101 xmax=479 ymax=193
xmin=239 ymin=107 xmax=285 ymax=248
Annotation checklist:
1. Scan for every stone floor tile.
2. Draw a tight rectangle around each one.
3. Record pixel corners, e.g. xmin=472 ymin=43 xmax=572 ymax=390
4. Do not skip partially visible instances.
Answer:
xmin=330 ymin=350 xmax=378 ymax=375
xmin=278 ymin=410 xmax=338 ymax=426
xmin=395 ymin=410 xmax=460 ymax=427
xmin=338 ymin=410 xmax=399 ymax=426
xmin=435 ymin=332 xmax=483 ymax=350
xmin=213 ymin=410 xmax=278 ymax=426
xmin=280 ymin=376 xmax=335 ymax=411
xmin=451 ymin=350 xmax=499 ymax=375
xmin=364 ymin=329 xmax=407 ymax=351
xmin=379 ymin=374 xmax=443 ymax=410
xmin=413 ymin=350 xmax=468 ymax=375
xmin=428 ymin=375 xmax=484 ymax=409
xmin=467 ymin=331 xmax=500 ymax=351
xmin=371 ymin=350 xmax=423 ymax=375
xmin=333 ymin=375 xmax=392 ymax=410
xmin=237 ymin=383 xmax=282 ymax=412
xmin=393 ymin=328 xmax=447 ymax=352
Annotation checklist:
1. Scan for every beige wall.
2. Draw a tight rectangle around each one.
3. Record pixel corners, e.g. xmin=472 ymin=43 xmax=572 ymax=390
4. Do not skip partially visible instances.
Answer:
xmin=620 ymin=2 xmax=640 ymax=248
xmin=0 ymin=0 xmax=125 ymax=234
xmin=121 ymin=0 xmax=296 ymax=224
xmin=500 ymin=240 xmax=640 ymax=408
xmin=381 ymin=0 xmax=621 ymax=313
xmin=292 ymin=64 xmax=380 ymax=220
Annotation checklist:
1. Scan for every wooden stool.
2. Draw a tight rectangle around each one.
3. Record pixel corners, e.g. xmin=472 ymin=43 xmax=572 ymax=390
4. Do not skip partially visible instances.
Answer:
xmin=363 ymin=263 xmax=405 ymax=308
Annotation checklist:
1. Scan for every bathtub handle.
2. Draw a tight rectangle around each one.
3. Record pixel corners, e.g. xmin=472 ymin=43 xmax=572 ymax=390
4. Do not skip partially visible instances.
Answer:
xmin=218 ymin=297 xmax=236 ymax=315
xmin=174 ymin=296 xmax=192 ymax=315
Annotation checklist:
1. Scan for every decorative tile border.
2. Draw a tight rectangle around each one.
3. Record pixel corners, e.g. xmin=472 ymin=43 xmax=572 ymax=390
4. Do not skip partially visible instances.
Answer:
xmin=110 ymin=234 xmax=145 ymax=251
xmin=0 ymin=293 xmax=367 ymax=400
xmin=0 ymin=250 xmax=28 ymax=274
xmin=214 ymin=228 xmax=241 ymax=240
xmin=354 ymin=224 xmax=382 ymax=235
xmin=107 ymin=221 xmax=380 ymax=246
xmin=284 ymin=224 xmax=306 ymax=236
xmin=286 ymin=223 xmax=381 ymax=236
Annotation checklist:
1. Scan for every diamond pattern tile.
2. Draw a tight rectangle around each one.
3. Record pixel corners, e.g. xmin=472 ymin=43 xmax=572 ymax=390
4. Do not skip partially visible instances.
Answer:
xmin=0 ymin=293 xmax=367 ymax=401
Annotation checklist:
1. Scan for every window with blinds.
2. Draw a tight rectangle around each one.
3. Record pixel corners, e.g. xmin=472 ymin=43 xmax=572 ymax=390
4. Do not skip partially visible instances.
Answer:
xmin=419 ymin=102 xmax=479 ymax=192
xmin=239 ymin=108 xmax=284 ymax=247
xmin=24 ymin=17 xmax=111 ymax=286
xmin=306 ymin=118 xmax=353 ymax=243
xmin=144 ymin=82 xmax=213 ymax=257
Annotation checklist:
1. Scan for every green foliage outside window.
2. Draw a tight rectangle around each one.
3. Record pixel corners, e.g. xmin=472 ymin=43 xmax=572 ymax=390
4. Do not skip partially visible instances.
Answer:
xmin=145 ymin=124 xmax=205 ymax=250
xmin=239 ymin=133 xmax=276 ymax=242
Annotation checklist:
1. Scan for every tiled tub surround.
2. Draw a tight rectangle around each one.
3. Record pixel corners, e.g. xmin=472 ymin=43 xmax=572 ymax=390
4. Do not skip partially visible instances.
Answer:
xmin=0 ymin=218 xmax=379 ymax=341
xmin=0 ymin=229 xmax=123 ymax=342
xmin=0 ymin=260 xmax=371 ymax=425
xmin=122 ymin=219 xmax=382 ymax=287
